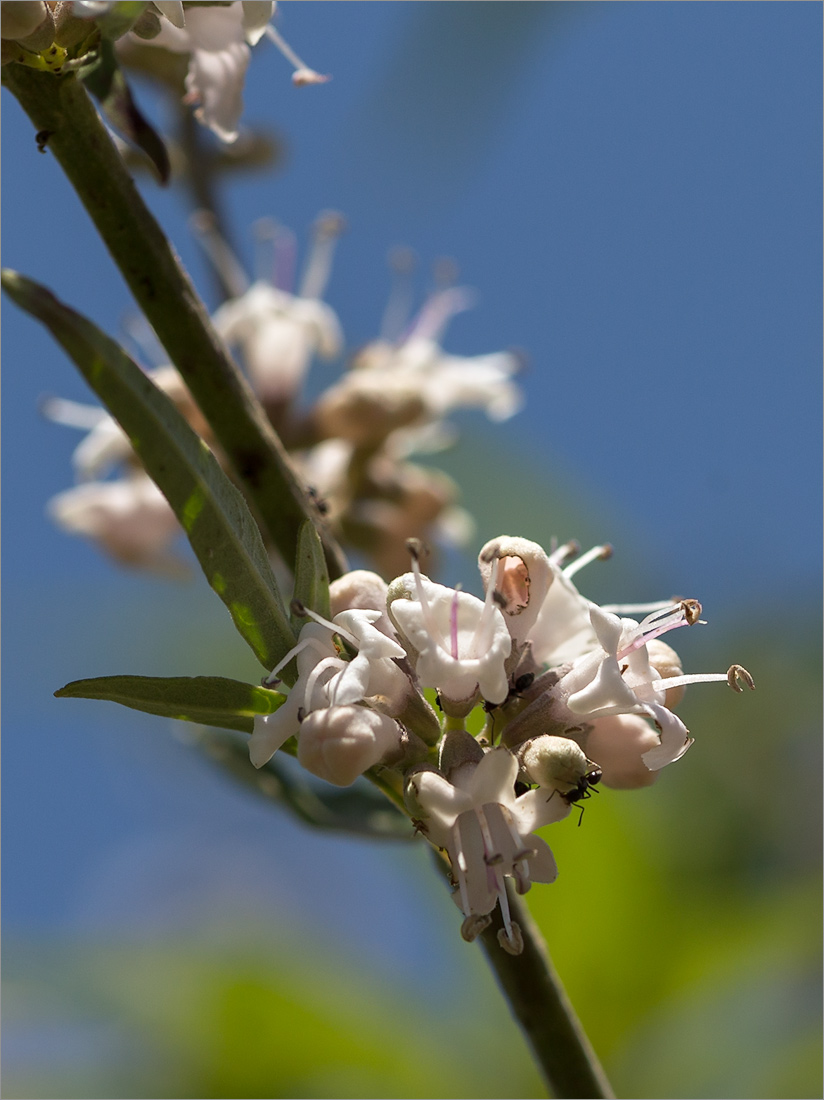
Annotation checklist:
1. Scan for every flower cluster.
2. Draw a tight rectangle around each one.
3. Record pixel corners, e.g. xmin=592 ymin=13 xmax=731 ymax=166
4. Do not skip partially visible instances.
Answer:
xmin=252 ymin=535 xmax=754 ymax=952
xmin=45 ymin=217 xmax=522 ymax=577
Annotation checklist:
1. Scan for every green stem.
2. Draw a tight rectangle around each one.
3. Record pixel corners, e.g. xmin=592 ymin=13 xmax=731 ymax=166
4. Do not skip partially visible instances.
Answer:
xmin=3 ymin=63 xmax=346 ymax=579
xmin=481 ymin=883 xmax=615 ymax=1099
xmin=433 ymin=856 xmax=614 ymax=1099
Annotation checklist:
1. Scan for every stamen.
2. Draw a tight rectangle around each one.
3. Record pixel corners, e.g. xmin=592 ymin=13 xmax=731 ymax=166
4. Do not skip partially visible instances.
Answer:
xmin=452 ymin=821 xmax=471 ymax=917
xmin=563 ymin=543 xmax=613 ymax=579
xmin=495 ymin=868 xmax=515 ymax=941
xmin=189 ymin=210 xmax=250 ymax=299
xmin=498 ymin=920 xmax=524 ymax=955
xmin=617 ymin=600 xmax=703 ymax=659
xmin=405 ymin=285 xmax=474 ymax=344
xmin=727 ymin=664 xmax=755 ymax=692
xmin=468 ymin=558 xmax=501 ymax=659
xmin=407 ymin=544 xmax=445 ymax=652
xmin=295 ymin=604 xmax=360 ymax=650
xmin=461 ymin=912 xmax=492 ymax=942
xmin=380 ymin=246 xmax=417 ymax=342
xmin=264 ymin=23 xmax=330 ymax=86
xmin=298 ymin=210 xmax=345 ymax=299
xmin=263 ymin=634 xmax=328 ymax=684
xmin=303 ymin=655 xmax=344 ymax=710
xmin=548 ymin=539 xmax=580 ymax=567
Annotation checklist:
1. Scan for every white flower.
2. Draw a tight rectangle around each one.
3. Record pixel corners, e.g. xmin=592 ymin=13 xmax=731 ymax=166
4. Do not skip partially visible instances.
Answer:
xmin=211 ymin=215 xmax=344 ymax=405
xmin=248 ymin=607 xmax=407 ymax=775
xmin=557 ymin=601 xmax=740 ymax=770
xmin=408 ymin=747 xmax=569 ymax=951
xmin=214 ymin=283 xmax=342 ymax=403
xmin=477 ymin=536 xmax=553 ymax=647
xmin=47 ymin=473 xmax=184 ymax=574
xmin=526 ymin=543 xmax=613 ymax=667
xmin=388 ymin=552 xmax=511 ymax=708
xmin=44 ymin=367 xmax=205 ymax=481
xmin=139 ymin=2 xmax=326 ymax=142
xmin=147 ymin=2 xmax=255 ymax=143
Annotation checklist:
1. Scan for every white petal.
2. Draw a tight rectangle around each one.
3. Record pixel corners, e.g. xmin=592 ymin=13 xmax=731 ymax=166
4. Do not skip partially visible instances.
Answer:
xmin=248 ymin=690 xmax=301 ymax=767
xmin=154 ymin=1 xmax=185 ymax=28
xmin=186 ymin=41 xmax=250 ymax=143
xmin=466 ymin=747 xmax=518 ymax=806
xmin=640 ymin=704 xmax=694 ymax=770
xmin=241 ymin=0 xmax=275 ymax=44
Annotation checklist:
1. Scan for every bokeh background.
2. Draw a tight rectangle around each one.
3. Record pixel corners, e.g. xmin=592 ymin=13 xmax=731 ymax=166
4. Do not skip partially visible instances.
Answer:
xmin=3 ymin=3 xmax=821 ymax=1098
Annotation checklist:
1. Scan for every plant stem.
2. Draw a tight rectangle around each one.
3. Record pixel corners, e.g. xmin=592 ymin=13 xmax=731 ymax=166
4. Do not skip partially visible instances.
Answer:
xmin=433 ymin=855 xmax=614 ymax=1099
xmin=3 ymin=63 xmax=346 ymax=579
xmin=479 ymin=882 xmax=615 ymax=1099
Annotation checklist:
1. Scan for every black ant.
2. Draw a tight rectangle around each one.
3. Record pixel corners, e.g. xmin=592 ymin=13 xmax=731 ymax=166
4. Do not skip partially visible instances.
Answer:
xmin=483 ymin=671 xmax=536 ymax=715
xmin=545 ymin=763 xmax=602 ymax=826
xmin=560 ymin=764 xmax=602 ymax=827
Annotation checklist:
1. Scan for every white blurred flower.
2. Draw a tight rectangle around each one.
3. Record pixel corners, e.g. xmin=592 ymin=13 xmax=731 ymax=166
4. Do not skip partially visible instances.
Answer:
xmin=408 ymin=746 xmax=568 ymax=952
xmin=211 ymin=214 xmax=344 ymax=405
xmin=47 ymin=473 xmax=184 ymax=574
xmin=138 ymin=1 xmax=326 ymax=142
xmin=318 ymin=285 xmax=522 ymax=453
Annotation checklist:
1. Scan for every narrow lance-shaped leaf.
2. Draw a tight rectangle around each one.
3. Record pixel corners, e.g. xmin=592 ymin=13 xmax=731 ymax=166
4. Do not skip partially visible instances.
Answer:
xmin=55 ymin=675 xmax=286 ymax=734
xmin=2 ymin=270 xmax=295 ymax=670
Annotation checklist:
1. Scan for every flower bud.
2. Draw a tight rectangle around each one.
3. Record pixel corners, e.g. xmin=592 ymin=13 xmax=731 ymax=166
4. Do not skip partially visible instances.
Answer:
xmin=297 ymin=705 xmax=402 ymax=787
xmin=584 ymin=714 xmax=661 ymax=789
xmin=520 ymin=734 xmax=592 ymax=794
xmin=1 ymin=1 xmax=52 ymax=45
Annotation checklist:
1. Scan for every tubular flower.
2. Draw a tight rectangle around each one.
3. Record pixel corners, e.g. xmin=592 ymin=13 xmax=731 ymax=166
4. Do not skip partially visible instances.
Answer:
xmin=407 ymin=746 xmax=569 ymax=953
xmin=211 ymin=214 xmax=344 ymax=406
xmin=558 ymin=601 xmax=736 ymax=770
xmin=137 ymin=2 xmax=326 ymax=142
xmin=248 ymin=607 xmax=408 ymax=780
xmin=388 ymin=548 xmax=511 ymax=710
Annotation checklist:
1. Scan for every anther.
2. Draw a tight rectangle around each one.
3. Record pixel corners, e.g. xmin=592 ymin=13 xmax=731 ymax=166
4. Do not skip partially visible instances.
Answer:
xmin=497 ymin=922 xmax=524 ymax=956
xmin=492 ymin=589 xmax=508 ymax=609
xmin=461 ymin=913 xmax=493 ymax=942
xmin=405 ymin=537 xmax=428 ymax=562
xmin=681 ymin=599 xmax=703 ymax=625
xmin=290 ymin=598 xmax=308 ymax=617
xmin=727 ymin=664 xmax=755 ymax=692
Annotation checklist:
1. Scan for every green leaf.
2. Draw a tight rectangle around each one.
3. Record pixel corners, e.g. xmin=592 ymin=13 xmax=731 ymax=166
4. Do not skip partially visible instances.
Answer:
xmin=78 ymin=37 xmax=170 ymax=184
xmin=2 ymin=270 xmax=295 ymax=670
xmin=55 ymin=675 xmax=286 ymax=734
xmin=193 ymin=727 xmax=415 ymax=840
xmin=291 ymin=520 xmax=331 ymax=631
